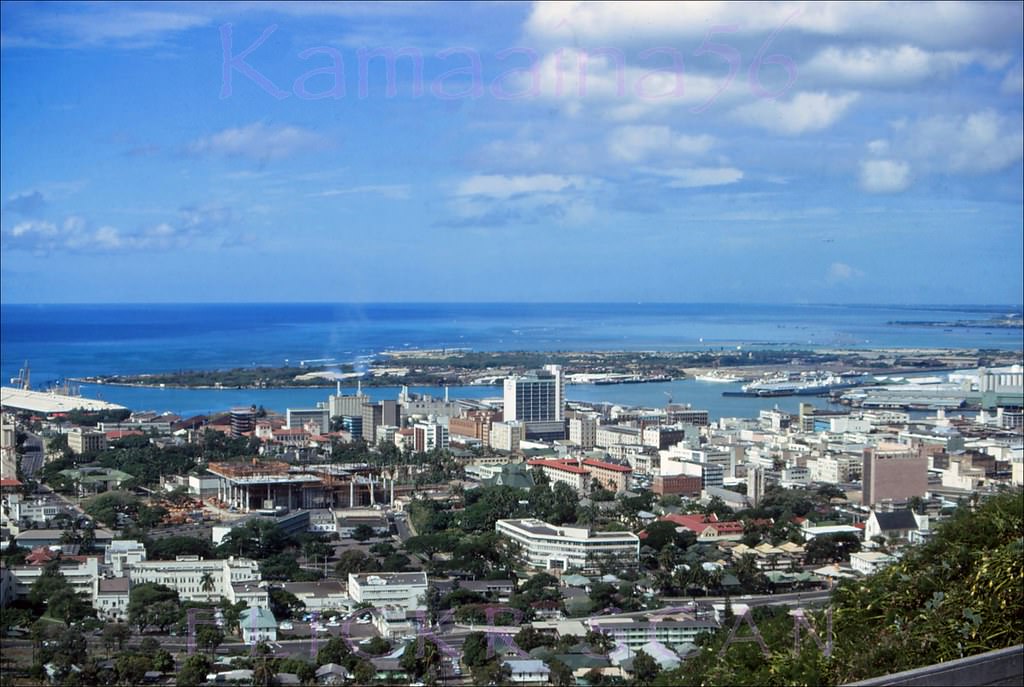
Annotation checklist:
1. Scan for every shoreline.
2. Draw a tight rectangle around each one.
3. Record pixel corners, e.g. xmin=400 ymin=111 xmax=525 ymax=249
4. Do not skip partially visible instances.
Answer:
xmin=62 ymin=346 xmax=1022 ymax=392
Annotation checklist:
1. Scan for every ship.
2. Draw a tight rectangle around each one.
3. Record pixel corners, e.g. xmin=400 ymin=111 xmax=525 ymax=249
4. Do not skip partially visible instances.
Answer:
xmin=723 ymin=371 xmax=868 ymax=397
xmin=694 ymin=371 xmax=745 ymax=384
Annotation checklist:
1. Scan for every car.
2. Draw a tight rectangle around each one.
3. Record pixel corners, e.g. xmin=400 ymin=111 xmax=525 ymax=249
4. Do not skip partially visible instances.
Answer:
xmin=278 ymin=622 xmax=294 ymax=630
xmin=356 ymin=617 xmax=371 ymax=625
xmin=316 ymin=625 xmax=330 ymax=633
xmin=326 ymin=618 xmax=341 ymax=627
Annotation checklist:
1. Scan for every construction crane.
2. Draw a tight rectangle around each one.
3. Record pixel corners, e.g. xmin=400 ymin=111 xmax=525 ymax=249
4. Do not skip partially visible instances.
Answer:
xmin=10 ymin=361 xmax=30 ymax=390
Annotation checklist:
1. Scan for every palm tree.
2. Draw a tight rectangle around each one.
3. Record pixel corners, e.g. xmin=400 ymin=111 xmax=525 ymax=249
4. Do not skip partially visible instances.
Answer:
xmin=200 ymin=572 xmax=216 ymax=600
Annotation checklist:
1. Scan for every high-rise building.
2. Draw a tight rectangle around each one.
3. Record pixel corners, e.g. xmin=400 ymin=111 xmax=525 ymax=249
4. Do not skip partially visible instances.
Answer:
xmin=361 ymin=401 xmax=400 ymax=444
xmin=747 ymin=465 xmax=766 ymax=507
xmin=503 ymin=365 xmax=565 ymax=440
xmin=862 ymin=443 xmax=927 ymax=506
xmin=230 ymin=407 xmax=256 ymax=438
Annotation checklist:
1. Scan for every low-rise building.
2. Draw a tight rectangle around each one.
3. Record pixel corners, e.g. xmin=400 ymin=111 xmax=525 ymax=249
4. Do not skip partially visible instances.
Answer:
xmin=240 ymin=607 xmax=277 ymax=645
xmin=93 ymin=576 xmax=131 ymax=620
xmin=588 ymin=614 xmax=719 ymax=649
xmin=347 ymin=572 xmax=428 ymax=611
xmin=495 ymin=518 xmax=640 ymax=574
xmin=127 ymin=555 xmax=260 ymax=602
xmin=849 ymin=551 xmax=897 ymax=576
xmin=282 ymin=580 xmax=349 ymax=612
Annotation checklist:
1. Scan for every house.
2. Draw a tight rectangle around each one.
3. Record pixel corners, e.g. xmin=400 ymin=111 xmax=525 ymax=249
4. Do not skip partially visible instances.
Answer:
xmin=503 ymin=659 xmax=551 ymax=685
xmin=864 ymin=510 xmax=929 ymax=545
xmin=239 ymin=607 xmax=277 ymax=645
xmin=656 ymin=513 xmax=745 ymax=542
xmin=850 ymin=551 xmax=897 ymax=576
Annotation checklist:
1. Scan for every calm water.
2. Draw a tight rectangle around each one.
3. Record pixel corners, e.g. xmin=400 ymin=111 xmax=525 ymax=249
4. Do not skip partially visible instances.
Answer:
xmin=2 ymin=302 xmax=1019 ymax=418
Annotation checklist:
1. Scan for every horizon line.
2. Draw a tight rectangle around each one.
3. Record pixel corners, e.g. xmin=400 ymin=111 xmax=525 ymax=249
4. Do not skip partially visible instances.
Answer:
xmin=3 ymin=300 xmax=1021 ymax=308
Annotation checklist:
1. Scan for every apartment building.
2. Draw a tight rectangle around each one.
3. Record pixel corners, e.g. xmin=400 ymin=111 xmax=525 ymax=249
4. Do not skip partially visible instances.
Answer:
xmin=862 ymin=443 xmax=927 ymax=506
xmin=494 ymin=518 xmax=639 ymax=574
xmin=588 ymin=614 xmax=718 ymax=649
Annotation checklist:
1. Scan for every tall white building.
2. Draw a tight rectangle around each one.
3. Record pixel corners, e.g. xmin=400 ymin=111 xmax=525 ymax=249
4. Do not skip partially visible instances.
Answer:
xmin=503 ymin=365 xmax=565 ymax=440
xmin=495 ymin=518 xmax=639 ymax=574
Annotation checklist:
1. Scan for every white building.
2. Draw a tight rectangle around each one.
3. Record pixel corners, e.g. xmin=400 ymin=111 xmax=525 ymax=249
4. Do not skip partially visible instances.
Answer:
xmin=504 ymin=366 xmax=565 ymax=439
xmin=127 ymin=555 xmax=260 ymax=603
xmin=347 ymin=572 xmax=428 ymax=611
xmin=495 ymin=518 xmax=639 ymax=574
xmin=849 ymin=551 xmax=897 ymax=576
xmin=104 ymin=540 xmax=147 ymax=576
xmin=568 ymin=416 xmax=598 ymax=450
xmin=240 ymin=606 xmax=278 ymax=645
xmin=490 ymin=421 xmax=525 ymax=453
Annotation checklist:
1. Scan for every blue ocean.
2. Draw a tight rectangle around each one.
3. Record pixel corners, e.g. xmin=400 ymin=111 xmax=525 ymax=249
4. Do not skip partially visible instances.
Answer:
xmin=2 ymin=303 xmax=1021 ymax=418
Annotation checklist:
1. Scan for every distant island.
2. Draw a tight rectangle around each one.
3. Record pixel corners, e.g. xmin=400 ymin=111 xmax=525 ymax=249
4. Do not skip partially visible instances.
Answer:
xmin=889 ymin=316 xmax=1023 ymax=329
xmin=67 ymin=347 xmax=1022 ymax=390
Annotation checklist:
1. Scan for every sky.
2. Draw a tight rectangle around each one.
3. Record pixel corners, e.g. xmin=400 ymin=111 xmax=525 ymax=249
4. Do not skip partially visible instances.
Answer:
xmin=1 ymin=1 xmax=1022 ymax=304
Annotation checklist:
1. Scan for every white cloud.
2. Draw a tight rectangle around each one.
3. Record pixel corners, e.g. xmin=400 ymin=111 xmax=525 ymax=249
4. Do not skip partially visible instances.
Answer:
xmin=827 ymin=261 xmax=863 ymax=283
xmin=730 ymin=91 xmax=859 ymax=135
xmin=1002 ymin=63 xmax=1024 ymax=94
xmin=608 ymin=126 xmax=715 ymax=163
xmin=456 ymin=174 xmax=585 ymax=199
xmin=803 ymin=45 xmax=1006 ymax=87
xmin=2 ymin=212 xmax=223 ymax=254
xmin=524 ymin=1 xmax=1023 ymax=51
xmin=897 ymin=109 xmax=1024 ymax=174
xmin=860 ymin=159 xmax=911 ymax=193
xmin=867 ymin=139 xmax=889 ymax=155
xmin=658 ymin=167 xmax=745 ymax=188
xmin=187 ymin=123 xmax=327 ymax=161
xmin=307 ymin=185 xmax=411 ymax=200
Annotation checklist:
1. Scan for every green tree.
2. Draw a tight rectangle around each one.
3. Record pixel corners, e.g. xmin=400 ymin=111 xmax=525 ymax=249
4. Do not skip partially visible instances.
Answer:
xmin=115 ymin=654 xmax=152 ymax=686
xmin=461 ymin=631 xmax=490 ymax=668
xmin=101 ymin=622 xmax=131 ymax=655
xmin=632 ymin=649 xmax=661 ymax=686
xmin=177 ymin=655 xmax=212 ymax=687
xmin=196 ymin=624 xmax=224 ymax=657
xmin=400 ymin=637 xmax=442 ymax=679
xmin=351 ymin=524 xmax=375 ymax=541
xmin=316 ymin=636 xmax=351 ymax=666
xmin=548 ymin=658 xmax=574 ymax=687
xmin=127 ymin=583 xmax=179 ymax=633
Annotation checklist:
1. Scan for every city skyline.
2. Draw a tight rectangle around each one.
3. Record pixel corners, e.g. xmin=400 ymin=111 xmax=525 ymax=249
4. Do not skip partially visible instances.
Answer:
xmin=2 ymin=1 xmax=1022 ymax=304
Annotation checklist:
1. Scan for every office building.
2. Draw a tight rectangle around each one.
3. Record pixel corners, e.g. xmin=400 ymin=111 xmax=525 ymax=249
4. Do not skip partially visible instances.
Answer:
xmin=230 ymin=408 xmax=256 ymax=438
xmin=504 ymin=365 xmax=565 ymax=440
xmin=347 ymin=572 xmax=428 ymax=611
xmin=286 ymin=407 xmax=330 ymax=434
xmin=361 ymin=400 xmax=400 ymax=444
xmin=68 ymin=428 xmax=107 ymax=455
xmin=568 ymin=416 xmax=598 ymax=450
xmin=862 ymin=443 xmax=927 ymax=506
xmin=128 ymin=555 xmax=262 ymax=603
xmin=495 ymin=518 xmax=639 ymax=574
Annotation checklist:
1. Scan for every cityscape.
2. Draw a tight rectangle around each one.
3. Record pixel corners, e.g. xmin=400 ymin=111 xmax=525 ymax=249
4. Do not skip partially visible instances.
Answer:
xmin=1 ymin=2 xmax=1023 ymax=687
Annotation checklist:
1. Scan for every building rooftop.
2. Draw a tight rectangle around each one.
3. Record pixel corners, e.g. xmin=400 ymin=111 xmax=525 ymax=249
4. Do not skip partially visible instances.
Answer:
xmin=349 ymin=571 xmax=428 ymax=587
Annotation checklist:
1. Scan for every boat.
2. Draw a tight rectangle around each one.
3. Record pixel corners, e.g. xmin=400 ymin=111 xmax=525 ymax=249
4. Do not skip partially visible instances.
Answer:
xmin=694 ymin=371 xmax=744 ymax=384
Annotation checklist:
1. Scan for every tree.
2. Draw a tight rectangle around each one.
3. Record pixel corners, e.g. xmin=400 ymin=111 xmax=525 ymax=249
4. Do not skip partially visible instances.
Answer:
xmin=472 ymin=659 xmax=513 ymax=686
xmin=316 ymin=637 xmax=351 ymax=666
xmin=101 ymin=622 xmax=131 ymax=655
xmin=177 ymin=655 xmax=212 ymax=687
xmin=351 ymin=524 xmax=375 ymax=542
xmin=461 ymin=631 xmax=490 ymax=668
xmin=115 ymin=654 xmax=152 ymax=686
xmin=269 ymin=588 xmax=305 ymax=620
xmin=548 ymin=658 xmax=574 ymax=687
xmin=196 ymin=624 xmax=224 ymax=657
xmin=127 ymin=583 xmax=179 ymax=633
xmin=334 ymin=549 xmax=379 ymax=577
xmin=400 ymin=637 xmax=442 ymax=679
xmin=632 ymin=649 xmax=661 ymax=686
xmin=199 ymin=571 xmax=216 ymax=598
xmin=352 ymin=660 xmax=376 ymax=684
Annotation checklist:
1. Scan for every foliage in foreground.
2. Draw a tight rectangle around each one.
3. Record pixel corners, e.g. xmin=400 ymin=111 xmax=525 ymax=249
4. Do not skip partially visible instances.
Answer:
xmin=654 ymin=491 xmax=1024 ymax=686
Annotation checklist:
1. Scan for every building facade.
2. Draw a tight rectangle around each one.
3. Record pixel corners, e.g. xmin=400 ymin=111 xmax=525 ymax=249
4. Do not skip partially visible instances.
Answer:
xmin=495 ymin=518 xmax=640 ymax=574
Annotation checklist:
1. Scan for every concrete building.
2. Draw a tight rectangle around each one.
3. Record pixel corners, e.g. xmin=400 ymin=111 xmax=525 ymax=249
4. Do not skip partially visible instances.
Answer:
xmin=652 ymin=474 xmax=702 ymax=498
xmin=746 ymin=465 xmax=766 ymax=507
xmin=230 ymin=408 xmax=256 ymax=438
xmin=589 ymin=614 xmax=718 ymax=650
xmin=413 ymin=420 xmax=449 ymax=453
xmin=490 ymin=421 xmax=525 ymax=453
xmin=347 ymin=572 xmax=428 ymax=611
xmin=286 ymin=407 xmax=330 ymax=435
xmin=527 ymin=459 xmax=592 ymax=495
xmin=849 ymin=551 xmax=897 ymax=576
xmin=504 ymin=365 xmax=565 ymax=440
xmin=569 ymin=416 xmax=598 ymax=450
xmin=495 ymin=518 xmax=640 ymax=574
xmin=361 ymin=401 xmax=400 ymax=444
xmin=104 ymin=540 xmax=147 ymax=576
xmin=581 ymin=459 xmax=632 ymax=493
xmin=328 ymin=387 xmax=369 ymax=419
xmin=67 ymin=428 xmax=107 ymax=455
xmin=862 ymin=443 xmax=927 ymax=506
xmin=127 ymin=555 xmax=261 ymax=603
